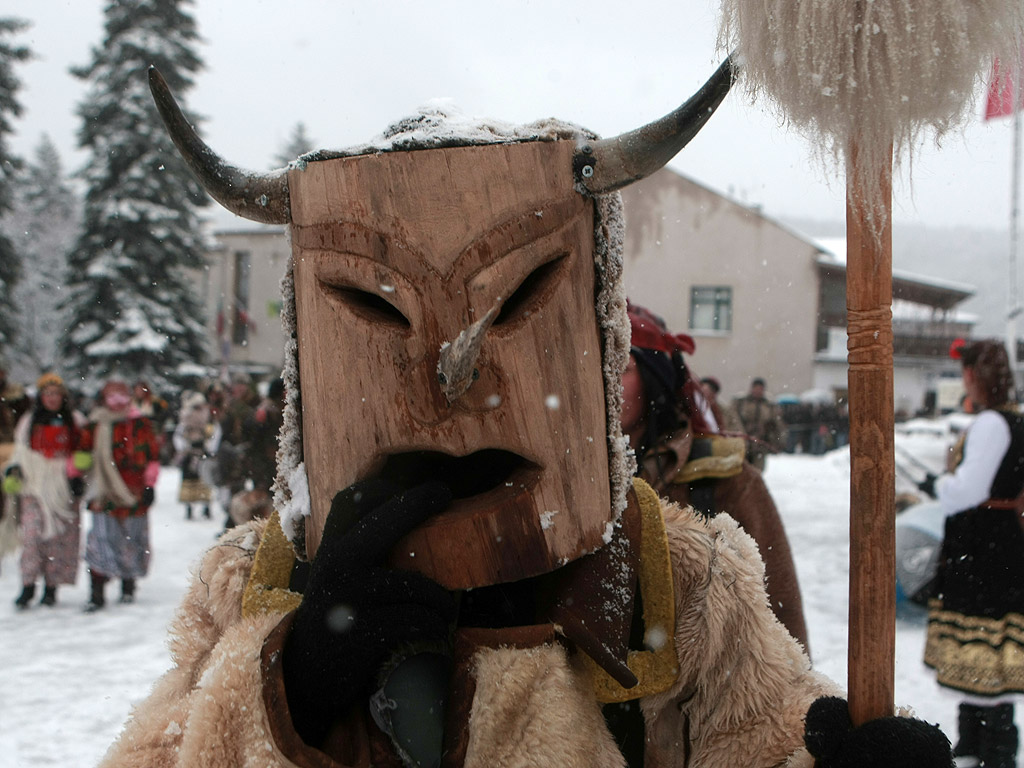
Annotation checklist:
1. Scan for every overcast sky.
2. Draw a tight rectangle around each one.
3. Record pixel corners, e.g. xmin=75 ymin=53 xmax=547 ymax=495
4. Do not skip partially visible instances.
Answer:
xmin=9 ymin=0 xmax=1023 ymax=234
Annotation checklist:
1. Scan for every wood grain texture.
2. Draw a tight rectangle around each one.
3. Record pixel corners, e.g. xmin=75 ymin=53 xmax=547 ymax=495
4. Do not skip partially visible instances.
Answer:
xmin=845 ymin=142 xmax=896 ymax=726
xmin=289 ymin=142 xmax=614 ymax=588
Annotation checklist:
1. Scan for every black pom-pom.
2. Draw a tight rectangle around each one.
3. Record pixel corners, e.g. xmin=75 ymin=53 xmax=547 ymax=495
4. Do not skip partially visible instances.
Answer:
xmin=805 ymin=696 xmax=954 ymax=768
xmin=805 ymin=696 xmax=852 ymax=761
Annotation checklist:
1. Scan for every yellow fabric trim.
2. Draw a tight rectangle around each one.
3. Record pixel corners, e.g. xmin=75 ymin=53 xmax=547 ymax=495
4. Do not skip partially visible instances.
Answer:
xmin=589 ymin=477 xmax=678 ymax=703
xmin=242 ymin=510 xmax=303 ymax=618
xmin=672 ymin=436 xmax=746 ymax=484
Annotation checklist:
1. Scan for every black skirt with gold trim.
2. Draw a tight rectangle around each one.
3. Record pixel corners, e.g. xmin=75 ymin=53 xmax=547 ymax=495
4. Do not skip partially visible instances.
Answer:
xmin=924 ymin=507 xmax=1024 ymax=696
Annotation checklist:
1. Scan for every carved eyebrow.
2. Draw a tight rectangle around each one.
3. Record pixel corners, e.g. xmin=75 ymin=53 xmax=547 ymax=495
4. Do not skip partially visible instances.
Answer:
xmin=309 ymin=249 xmax=420 ymax=328
xmin=459 ymin=196 xmax=588 ymax=271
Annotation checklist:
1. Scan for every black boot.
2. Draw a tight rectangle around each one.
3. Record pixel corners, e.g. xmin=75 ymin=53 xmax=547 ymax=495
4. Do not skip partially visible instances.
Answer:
xmin=185 ymin=504 xmax=192 ymax=520
xmin=14 ymin=583 xmax=35 ymax=609
xmin=979 ymin=703 xmax=1017 ymax=768
xmin=39 ymin=584 xmax=57 ymax=607
xmin=119 ymin=578 xmax=136 ymax=604
xmin=953 ymin=703 xmax=985 ymax=764
xmin=84 ymin=571 xmax=107 ymax=612
xmin=202 ymin=505 xmax=211 ymax=519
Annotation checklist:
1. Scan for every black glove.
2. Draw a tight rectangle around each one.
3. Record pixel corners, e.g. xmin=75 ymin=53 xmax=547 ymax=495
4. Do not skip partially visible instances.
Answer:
xmin=69 ymin=476 xmax=86 ymax=499
xmin=282 ymin=479 xmax=455 ymax=749
xmin=917 ymin=473 xmax=937 ymax=499
xmin=140 ymin=487 xmax=155 ymax=507
xmin=805 ymin=696 xmax=953 ymax=768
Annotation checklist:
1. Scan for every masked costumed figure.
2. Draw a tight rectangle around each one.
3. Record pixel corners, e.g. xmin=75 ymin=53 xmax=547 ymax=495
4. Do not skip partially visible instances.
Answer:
xmin=95 ymin=60 xmax=955 ymax=768
xmin=80 ymin=379 xmax=161 ymax=610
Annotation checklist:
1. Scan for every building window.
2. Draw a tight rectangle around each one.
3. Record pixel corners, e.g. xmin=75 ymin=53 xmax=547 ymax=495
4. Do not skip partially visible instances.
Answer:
xmin=690 ymin=286 xmax=732 ymax=332
xmin=232 ymin=250 xmax=252 ymax=346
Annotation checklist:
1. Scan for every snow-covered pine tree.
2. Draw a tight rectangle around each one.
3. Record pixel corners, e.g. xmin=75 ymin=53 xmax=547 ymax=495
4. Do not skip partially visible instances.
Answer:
xmin=7 ymin=134 xmax=81 ymax=379
xmin=274 ymin=122 xmax=317 ymax=168
xmin=61 ymin=0 xmax=208 ymax=395
xmin=0 ymin=18 xmax=30 ymax=364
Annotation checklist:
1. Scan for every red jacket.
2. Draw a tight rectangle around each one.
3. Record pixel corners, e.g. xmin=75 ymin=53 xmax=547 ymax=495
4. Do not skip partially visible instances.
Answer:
xmin=80 ymin=415 xmax=159 ymax=517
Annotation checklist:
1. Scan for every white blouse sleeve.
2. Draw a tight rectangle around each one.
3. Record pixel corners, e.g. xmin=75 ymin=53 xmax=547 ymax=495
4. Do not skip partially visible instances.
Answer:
xmin=935 ymin=410 xmax=1011 ymax=515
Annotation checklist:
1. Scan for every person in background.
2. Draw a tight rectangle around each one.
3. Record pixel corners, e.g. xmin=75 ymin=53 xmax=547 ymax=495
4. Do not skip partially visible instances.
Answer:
xmin=131 ymin=379 xmax=167 ymax=421
xmin=78 ymin=378 xmax=161 ymax=611
xmin=228 ymin=377 xmax=285 ymax=527
xmin=699 ymin=375 xmax=741 ymax=434
xmin=248 ymin=376 xmax=285 ymax=495
xmin=172 ymin=391 xmax=220 ymax=520
xmin=0 ymin=367 xmax=32 ymax=545
xmin=215 ymin=373 xmax=258 ymax=528
xmin=3 ymin=373 xmax=85 ymax=608
xmin=204 ymin=381 xmax=227 ymax=423
xmin=734 ymin=377 xmax=785 ymax=471
xmin=0 ymin=367 xmax=31 ymax=446
xmin=916 ymin=339 xmax=1024 ymax=768
xmin=623 ymin=303 xmax=810 ymax=649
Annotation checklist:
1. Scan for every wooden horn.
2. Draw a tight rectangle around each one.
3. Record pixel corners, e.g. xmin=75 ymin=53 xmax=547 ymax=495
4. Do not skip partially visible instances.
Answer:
xmin=574 ymin=56 xmax=735 ymax=194
xmin=147 ymin=66 xmax=290 ymax=225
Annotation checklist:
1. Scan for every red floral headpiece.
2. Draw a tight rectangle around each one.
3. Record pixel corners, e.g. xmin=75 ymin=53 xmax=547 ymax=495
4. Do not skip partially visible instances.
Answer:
xmin=627 ymin=300 xmax=695 ymax=355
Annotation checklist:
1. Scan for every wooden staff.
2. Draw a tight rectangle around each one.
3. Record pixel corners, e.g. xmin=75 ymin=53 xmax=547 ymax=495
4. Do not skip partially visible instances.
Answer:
xmin=845 ymin=140 xmax=896 ymax=725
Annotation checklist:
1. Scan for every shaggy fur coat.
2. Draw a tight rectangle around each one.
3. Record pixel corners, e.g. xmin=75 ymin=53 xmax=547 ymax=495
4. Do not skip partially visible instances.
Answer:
xmin=98 ymin=496 xmax=839 ymax=768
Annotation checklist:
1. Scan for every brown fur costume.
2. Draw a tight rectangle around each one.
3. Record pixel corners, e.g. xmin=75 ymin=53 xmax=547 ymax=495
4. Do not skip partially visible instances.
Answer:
xmin=98 ymin=488 xmax=838 ymax=768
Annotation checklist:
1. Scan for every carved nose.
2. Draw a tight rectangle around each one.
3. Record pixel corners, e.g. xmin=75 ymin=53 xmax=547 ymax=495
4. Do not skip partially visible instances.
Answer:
xmin=436 ymin=302 xmax=500 ymax=403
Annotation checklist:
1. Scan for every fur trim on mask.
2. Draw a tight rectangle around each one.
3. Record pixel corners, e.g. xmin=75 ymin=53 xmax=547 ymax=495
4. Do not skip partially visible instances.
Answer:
xmin=273 ymin=104 xmax=635 ymax=558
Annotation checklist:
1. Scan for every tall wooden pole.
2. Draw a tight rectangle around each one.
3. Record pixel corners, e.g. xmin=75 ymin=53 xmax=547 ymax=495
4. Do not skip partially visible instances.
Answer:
xmin=845 ymin=141 xmax=897 ymax=726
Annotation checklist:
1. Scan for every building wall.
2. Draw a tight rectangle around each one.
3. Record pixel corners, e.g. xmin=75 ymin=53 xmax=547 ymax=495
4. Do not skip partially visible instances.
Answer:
xmin=202 ymin=227 xmax=290 ymax=376
xmin=620 ymin=169 xmax=821 ymax=401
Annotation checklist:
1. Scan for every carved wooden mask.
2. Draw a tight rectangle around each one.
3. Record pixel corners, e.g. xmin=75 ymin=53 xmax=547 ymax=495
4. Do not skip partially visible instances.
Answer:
xmin=290 ymin=140 xmax=613 ymax=588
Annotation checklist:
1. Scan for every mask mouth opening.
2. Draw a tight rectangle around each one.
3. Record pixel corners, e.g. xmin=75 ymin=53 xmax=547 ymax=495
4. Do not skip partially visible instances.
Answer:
xmin=372 ymin=449 xmax=539 ymax=500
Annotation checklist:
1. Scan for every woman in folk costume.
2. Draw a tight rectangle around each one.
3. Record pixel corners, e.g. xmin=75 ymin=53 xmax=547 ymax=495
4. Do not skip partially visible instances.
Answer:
xmin=79 ymin=378 xmax=161 ymax=611
xmin=3 ymin=373 xmax=85 ymax=608
xmin=621 ymin=301 xmax=810 ymax=652
xmin=172 ymin=391 xmax=220 ymax=520
xmin=917 ymin=340 xmax=1024 ymax=768
xmin=96 ymin=63 xmax=955 ymax=767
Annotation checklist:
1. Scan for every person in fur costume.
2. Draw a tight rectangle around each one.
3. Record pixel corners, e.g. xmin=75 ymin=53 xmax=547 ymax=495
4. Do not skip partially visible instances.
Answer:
xmin=622 ymin=302 xmax=810 ymax=652
xmin=98 ymin=61 xmax=954 ymax=767
xmin=3 ymin=373 xmax=85 ymax=608
xmin=172 ymin=391 xmax=220 ymax=520
xmin=79 ymin=378 xmax=161 ymax=611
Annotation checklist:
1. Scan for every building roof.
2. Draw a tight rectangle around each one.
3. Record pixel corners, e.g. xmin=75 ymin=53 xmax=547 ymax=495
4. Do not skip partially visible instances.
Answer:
xmin=815 ymin=237 xmax=974 ymax=310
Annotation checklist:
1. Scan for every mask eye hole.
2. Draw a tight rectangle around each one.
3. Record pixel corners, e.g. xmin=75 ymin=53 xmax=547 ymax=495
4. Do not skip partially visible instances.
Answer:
xmin=320 ymin=284 xmax=411 ymax=328
xmin=494 ymin=254 xmax=567 ymax=326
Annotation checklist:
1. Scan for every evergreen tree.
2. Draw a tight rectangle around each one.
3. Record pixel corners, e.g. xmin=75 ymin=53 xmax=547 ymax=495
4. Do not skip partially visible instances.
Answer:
xmin=61 ymin=0 xmax=208 ymax=394
xmin=0 ymin=18 xmax=30 ymax=362
xmin=274 ymin=121 xmax=317 ymax=167
xmin=7 ymin=134 xmax=81 ymax=379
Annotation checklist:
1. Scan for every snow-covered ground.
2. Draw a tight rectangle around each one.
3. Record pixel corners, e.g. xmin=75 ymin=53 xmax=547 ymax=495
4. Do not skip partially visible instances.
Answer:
xmin=0 ymin=416 xmax=1015 ymax=766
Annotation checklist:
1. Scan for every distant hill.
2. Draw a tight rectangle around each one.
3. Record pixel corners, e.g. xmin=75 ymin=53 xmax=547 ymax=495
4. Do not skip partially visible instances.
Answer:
xmin=781 ymin=216 xmax=1014 ymax=339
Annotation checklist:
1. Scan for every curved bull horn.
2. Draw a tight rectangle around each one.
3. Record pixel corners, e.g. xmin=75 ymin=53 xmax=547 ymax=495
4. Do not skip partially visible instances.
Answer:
xmin=148 ymin=66 xmax=290 ymax=225
xmin=574 ymin=56 xmax=735 ymax=194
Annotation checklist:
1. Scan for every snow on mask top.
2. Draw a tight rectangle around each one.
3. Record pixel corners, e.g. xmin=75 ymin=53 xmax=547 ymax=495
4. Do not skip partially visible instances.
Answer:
xmin=281 ymin=122 xmax=631 ymax=590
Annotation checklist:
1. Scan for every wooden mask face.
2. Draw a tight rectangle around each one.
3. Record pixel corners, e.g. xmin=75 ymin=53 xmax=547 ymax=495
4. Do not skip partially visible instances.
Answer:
xmin=290 ymin=140 xmax=614 ymax=588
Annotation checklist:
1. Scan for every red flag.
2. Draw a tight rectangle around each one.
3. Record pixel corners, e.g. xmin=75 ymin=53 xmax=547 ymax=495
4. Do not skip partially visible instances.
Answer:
xmin=215 ymin=299 xmax=225 ymax=337
xmin=985 ymin=55 xmax=1024 ymax=120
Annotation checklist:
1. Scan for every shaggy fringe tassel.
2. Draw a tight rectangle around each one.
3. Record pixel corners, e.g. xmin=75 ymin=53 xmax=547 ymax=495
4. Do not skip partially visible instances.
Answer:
xmin=719 ymin=0 xmax=1024 ymax=232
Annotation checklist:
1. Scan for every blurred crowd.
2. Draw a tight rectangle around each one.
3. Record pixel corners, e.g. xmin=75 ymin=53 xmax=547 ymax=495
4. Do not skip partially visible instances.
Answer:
xmin=0 ymin=366 xmax=284 ymax=612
